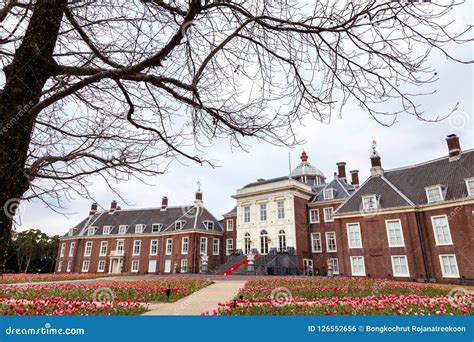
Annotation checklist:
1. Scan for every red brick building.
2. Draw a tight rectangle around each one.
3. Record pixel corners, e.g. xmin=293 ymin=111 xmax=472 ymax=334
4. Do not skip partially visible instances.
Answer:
xmin=56 ymin=188 xmax=224 ymax=275
xmin=335 ymin=135 xmax=474 ymax=283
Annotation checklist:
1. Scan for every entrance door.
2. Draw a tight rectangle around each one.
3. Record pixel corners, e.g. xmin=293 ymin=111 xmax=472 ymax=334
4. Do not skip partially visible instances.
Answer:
xmin=303 ymin=259 xmax=313 ymax=276
xmin=164 ymin=260 xmax=171 ymax=273
xmin=148 ymin=260 xmax=157 ymax=273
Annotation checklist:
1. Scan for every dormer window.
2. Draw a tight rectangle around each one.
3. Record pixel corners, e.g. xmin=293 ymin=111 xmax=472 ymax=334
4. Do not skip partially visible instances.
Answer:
xmin=68 ymin=228 xmax=75 ymax=237
xmin=362 ymin=195 xmax=379 ymax=210
xmin=118 ymin=225 xmax=129 ymax=234
xmin=152 ymin=223 xmax=163 ymax=233
xmin=87 ymin=227 xmax=96 ymax=236
xmin=103 ymin=226 xmax=112 ymax=235
xmin=175 ymin=221 xmax=185 ymax=230
xmin=425 ymin=185 xmax=445 ymax=203
xmin=323 ymin=188 xmax=335 ymax=200
xmin=465 ymin=178 xmax=474 ymax=197
xmin=135 ymin=224 xmax=145 ymax=234
xmin=203 ymin=221 xmax=214 ymax=230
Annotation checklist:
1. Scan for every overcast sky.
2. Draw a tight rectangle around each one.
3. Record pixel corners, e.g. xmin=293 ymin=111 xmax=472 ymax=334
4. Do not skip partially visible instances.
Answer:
xmin=15 ymin=2 xmax=473 ymax=236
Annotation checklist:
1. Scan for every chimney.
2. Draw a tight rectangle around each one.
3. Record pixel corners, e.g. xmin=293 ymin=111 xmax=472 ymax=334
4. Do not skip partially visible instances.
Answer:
xmin=109 ymin=200 xmax=117 ymax=213
xmin=370 ymin=140 xmax=383 ymax=176
xmin=350 ymin=170 xmax=360 ymax=188
xmin=89 ymin=202 xmax=98 ymax=216
xmin=446 ymin=134 xmax=462 ymax=161
xmin=336 ymin=162 xmax=347 ymax=182
xmin=161 ymin=196 xmax=168 ymax=211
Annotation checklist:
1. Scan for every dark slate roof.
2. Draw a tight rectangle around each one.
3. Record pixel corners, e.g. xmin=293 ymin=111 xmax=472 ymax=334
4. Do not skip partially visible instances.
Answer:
xmin=336 ymin=177 xmax=412 ymax=213
xmin=336 ymin=149 xmax=474 ymax=214
xmin=65 ymin=205 xmax=223 ymax=237
xmin=311 ymin=177 xmax=356 ymax=203
xmin=242 ymin=176 xmax=291 ymax=188
xmin=384 ymin=149 xmax=474 ymax=205
xmin=223 ymin=206 xmax=237 ymax=216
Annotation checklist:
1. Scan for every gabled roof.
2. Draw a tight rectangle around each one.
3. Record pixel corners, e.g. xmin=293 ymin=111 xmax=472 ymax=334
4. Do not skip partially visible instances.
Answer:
xmin=65 ymin=205 xmax=223 ymax=237
xmin=223 ymin=206 xmax=237 ymax=216
xmin=383 ymin=149 xmax=474 ymax=205
xmin=336 ymin=149 xmax=474 ymax=214
xmin=311 ymin=177 xmax=356 ymax=203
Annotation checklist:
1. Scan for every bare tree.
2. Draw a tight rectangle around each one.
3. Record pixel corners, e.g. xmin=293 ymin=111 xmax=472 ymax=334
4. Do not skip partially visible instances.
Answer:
xmin=0 ymin=0 xmax=471 ymax=271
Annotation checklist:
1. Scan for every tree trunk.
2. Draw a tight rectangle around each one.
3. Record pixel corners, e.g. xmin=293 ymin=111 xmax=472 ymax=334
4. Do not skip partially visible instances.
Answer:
xmin=0 ymin=0 xmax=66 ymax=273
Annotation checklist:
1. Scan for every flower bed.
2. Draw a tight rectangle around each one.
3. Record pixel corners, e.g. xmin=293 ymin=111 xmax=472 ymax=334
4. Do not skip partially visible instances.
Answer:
xmin=0 ymin=277 xmax=212 ymax=315
xmin=207 ymin=277 xmax=473 ymax=316
xmin=0 ymin=273 xmax=116 ymax=284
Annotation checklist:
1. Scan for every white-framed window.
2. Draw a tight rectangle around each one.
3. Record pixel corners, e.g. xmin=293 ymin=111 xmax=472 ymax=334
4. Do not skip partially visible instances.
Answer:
xmin=103 ymin=226 xmax=112 ymax=235
xmin=116 ymin=240 xmax=124 ymax=255
xmin=133 ymin=240 xmax=141 ymax=256
xmin=386 ymin=219 xmax=405 ymax=247
xmin=243 ymin=206 xmax=251 ymax=223
xmin=57 ymin=261 xmax=62 ymax=272
xmin=244 ymin=232 xmax=251 ymax=255
xmin=391 ymin=255 xmax=410 ymax=277
xmin=362 ymin=195 xmax=379 ymax=210
xmin=60 ymin=243 xmax=66 ymax=257
xmin=326 ymin=232 xmax=337 ymax=252
xmin=311 ymin=233 xmax=322 ymax=253
xmin=226 ymin=239 xmax=234 ymax=255
xmin=425 ymin=185 xmax=444 ymax=203
xmin=278 ymin=230 xmax=286 ymax=252
xmin=84 ymin=241 xmax=93 ymax=256
xmin=260 ymin=203 xmax=267 ymax=221
xmin=439 ymin=254 xmax=459 ymax=278
xmin=97 ymin=260 xmax=106 ymax=272
xmin=226 ymin=219 xmax=234 ymax=231
xmin=347 ymin=223 xmax=362 ymax=248
xmin=87 ymin=227 xmax=96 ymax=236
xmin=323 ymin=188 xmax=334 ymax=200
xmin=277 ymin=201 xmax=285 ymax=219
xmin=431 ymin=215 xmax=453 ymax=245
xmin=350 ymin=256 xmax=366 ymax=276
xmin=181 ymin=237 xmax=189 ymax=255
xmin=152 ymin=223 xmax=162 ymax=233
xmin=328 ymin=258 xmax=339 ymax=275
xmin=150 ymin=240 xmax=158 ymax=256
xmin=323 ymin=207 xmax=334 ymax=222
xmin=82 ymin=260 xmax=90 ymax=272
xmin=181 ymin=259 xmax=188 ymax=273
xmin=309 ymin=209 xmax=320 ymax=223
xmin=166 ymin=238 xmax=172 ymax=255
xmin=175 ymin=220 xmax=185 ymax=230
xmin=204 ymin=221 xmax=214 ymax=230
xmin=131 ymin=260 xmax=139 ymax=273
xmin=69 ymin=242 xmax=75 ymax=257
xmin=213 ymin=239 xmax=220 ymax=255
xmin=118 ymin=225 xmax=128 ymax=234
xmin=466 ymin=178 xmax=474 ymax=196
xmin=135 ymin=224 xmax=145 ymax=234
xmin=99 ymin=241 xmax=108 ymax=256
xmin=200 ymin=237 xmax=208 ymax=255
xmin=66 ymin=260 xmax=72 ymax=273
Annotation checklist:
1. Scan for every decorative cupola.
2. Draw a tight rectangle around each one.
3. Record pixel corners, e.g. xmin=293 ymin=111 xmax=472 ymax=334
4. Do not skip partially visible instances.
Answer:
xmin=195 ymin=181 xmax=203 ymax=207
xmin=290 ymin=150 xmax=326 ymax=186
xmin=370 ymin=140 xmax=383 ymax=177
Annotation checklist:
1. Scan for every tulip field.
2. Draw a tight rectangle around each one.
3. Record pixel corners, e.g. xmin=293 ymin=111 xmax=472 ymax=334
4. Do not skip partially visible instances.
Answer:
xmin=0 ymin=273 xmax=116 ymax=284
xmin=211 ymin=277 xmax=474 ymax=316
xmin=0 ymin=277 xmax=212 ymax=315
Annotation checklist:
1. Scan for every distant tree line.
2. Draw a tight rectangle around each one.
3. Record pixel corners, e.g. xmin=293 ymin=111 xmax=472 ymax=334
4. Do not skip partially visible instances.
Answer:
xmin=4 ymin=229 xmax=59 ymax=273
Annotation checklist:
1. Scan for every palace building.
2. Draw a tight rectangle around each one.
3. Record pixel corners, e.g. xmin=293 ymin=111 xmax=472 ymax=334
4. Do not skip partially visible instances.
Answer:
xmin=56 ymin=134 xmax=474 ymax=283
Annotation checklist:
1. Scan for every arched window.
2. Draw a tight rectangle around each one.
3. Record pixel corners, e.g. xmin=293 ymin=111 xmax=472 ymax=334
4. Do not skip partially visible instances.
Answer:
xmin=278 ymin=230 xmax=287 ymax=252
xmin=244 ymin=232 xmax=251 ymax=255
xmin=260 ymin=230 xmax=269 ymax=254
